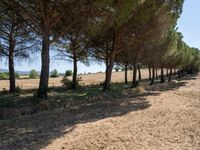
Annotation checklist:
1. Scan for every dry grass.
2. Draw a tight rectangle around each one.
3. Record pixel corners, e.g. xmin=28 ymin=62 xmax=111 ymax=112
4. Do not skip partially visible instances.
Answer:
xmin=0 ymin=69 xmax=167 ymax=91
xmin=135 ymin=86 xmax=146 ymax=93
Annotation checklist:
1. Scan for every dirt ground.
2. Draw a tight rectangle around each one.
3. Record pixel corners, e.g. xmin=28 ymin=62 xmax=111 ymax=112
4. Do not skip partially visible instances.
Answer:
xmin=0 ymin=74 xmax=200 ymax=150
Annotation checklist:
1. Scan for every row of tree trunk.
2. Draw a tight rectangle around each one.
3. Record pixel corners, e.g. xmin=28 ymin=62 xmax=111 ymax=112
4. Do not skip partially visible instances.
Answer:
xmin=122 ymin=65 xmax=180 ymax=88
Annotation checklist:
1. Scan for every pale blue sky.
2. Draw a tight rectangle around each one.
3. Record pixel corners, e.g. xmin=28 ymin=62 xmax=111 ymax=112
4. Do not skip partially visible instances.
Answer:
xmin=177 ymin=0 xmax=200 ymax=49
xmin=1 ymin=0 xmax=200 ymax=73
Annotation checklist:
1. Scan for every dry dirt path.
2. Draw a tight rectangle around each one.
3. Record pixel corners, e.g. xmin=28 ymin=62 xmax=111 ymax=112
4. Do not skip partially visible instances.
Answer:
xmin=0 ymin=74 xmax=200 ymax=150
xmin=43 ymin=75 xmax=200 ymax=150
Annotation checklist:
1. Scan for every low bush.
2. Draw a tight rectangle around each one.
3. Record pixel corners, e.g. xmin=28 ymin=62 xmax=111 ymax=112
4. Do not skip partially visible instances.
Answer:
xmin=61 ymin=70 xmax=73 ymax=89
xmin=65 ymin=70 xmax=72 ymax=77
xmin=50 ymin=69 xmax=59 ymax=78
xmin=61 ymin=76 xmax=82 ymax=89
xmin=61 ymin=77 xmax=73 ymax=89
xmin=0 ymin=72 xmax=9 ymax=80
xmin=15 ymin=73 xmax=20 ymax=79
xmin=15 ymin=86 xmax=21 ymax=93
xmin=135 ymin=86 xmax=145 ymax=93
xmin=29 ymin=69 xmax=39 ymax=79
xmin=114 ymin=66 xmax=121 ymax=72
xmin=0 ymin=72 xmax=21 ymax=80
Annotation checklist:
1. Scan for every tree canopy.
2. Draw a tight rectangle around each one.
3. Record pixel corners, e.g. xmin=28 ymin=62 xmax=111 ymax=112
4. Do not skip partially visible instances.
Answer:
xmin=0 ymin=0 xmax=199 ymax=98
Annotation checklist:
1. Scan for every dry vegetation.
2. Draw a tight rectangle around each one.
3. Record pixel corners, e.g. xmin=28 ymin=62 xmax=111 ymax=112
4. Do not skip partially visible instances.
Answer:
xmin=0 ymin=69 xmax=164 ymax=91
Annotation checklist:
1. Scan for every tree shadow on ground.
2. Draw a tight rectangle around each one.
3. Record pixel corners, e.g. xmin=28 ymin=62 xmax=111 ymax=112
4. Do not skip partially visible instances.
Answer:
xmin=176 ymin=73 xmax=198 ymax=81
xmin=0 ymin=74 xmax=196 ymax=150
xmin=0 ymin=91 xmax=156 ymax=150
xmin=145 ymin=81 xmax=187 ymax=92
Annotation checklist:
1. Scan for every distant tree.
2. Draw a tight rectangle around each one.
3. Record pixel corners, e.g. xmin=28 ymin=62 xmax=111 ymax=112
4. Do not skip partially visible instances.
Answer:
xmin=0 ymin=72 xmax=9 ymax=80
xmin=139 ymin=0 xmax=184 ymax=85
xmin=15 ymin=72 xmax=20 ymax=79
xmin=129 ymin=0 xmax=174 ymax=86
xmin=0 ymin=5 xmax=36 ymax=93
xmin=115 ymin=52 xmax=131 ymax=85
xmin=65 ymin=70 xmax=72 ymax=77
xmin=29 ymin=69 xmax=39 ymax=79
xmin=114 ymin=67 xmax=121 ymax=72
xmin=55 ymin=23 xmax=88 ymax=89
xmin=50 ymin=69 xmax=59 ymax=78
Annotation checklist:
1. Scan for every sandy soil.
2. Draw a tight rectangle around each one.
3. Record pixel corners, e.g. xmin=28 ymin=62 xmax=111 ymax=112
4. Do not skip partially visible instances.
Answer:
xmin=0 ymin=74 xmax=199 ymax=150
xmin=0 ymin=69 xmax=161 ymax=90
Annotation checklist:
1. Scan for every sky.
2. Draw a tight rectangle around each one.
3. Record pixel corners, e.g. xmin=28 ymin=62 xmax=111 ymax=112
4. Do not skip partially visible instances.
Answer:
xmin=1 ymin=0 xmax=200 ymax=74
xmin=177 ymin=0 xmax=200 ymax=50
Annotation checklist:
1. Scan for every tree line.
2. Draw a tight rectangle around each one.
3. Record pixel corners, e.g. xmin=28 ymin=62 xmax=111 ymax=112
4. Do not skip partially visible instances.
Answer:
xmin=0 ymin=0 xmax=200 ymax=99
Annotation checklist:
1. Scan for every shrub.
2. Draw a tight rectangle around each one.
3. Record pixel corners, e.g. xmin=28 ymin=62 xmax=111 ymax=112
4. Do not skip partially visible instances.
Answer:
xmin=65 ymin=70 xmax=72 ymax=77
xmin=61 ymin=76 xmax=82 ymax=89
xmin=61 ymin=77 xmax=73 ymax=89
xmin=15 ymin=73 xmax=20 ymax=79
xmin=2 ymin=88 xmax=8 ymax=95
xmin=29 ymin=69 xmax=39 ymax=79
xmin=99 ymin=82 xmax=104 ymax=86
xmin=77 ymin=77 xmax=82 ymax=85
xmin=15 ymin=86 xmax=21 ymax=93
xmin=0 ymin=72 xmax=20 ymax=80
xmin=50 ymin=69 xmax=59 ymax=78
xmin=114 ymin=67 xmax=121 ymax=72
xmin=135 ymin=86 xmax=145 ymax=93
xmin=0 ymin=72 xmax=9 ymax=80
xmin=61 ymin=70 xmax=82 ymax=89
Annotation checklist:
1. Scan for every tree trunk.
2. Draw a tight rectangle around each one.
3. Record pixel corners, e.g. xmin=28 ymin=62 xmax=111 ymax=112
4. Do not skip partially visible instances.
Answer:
xmin=103 ymin=63 xmax=114 ymax=91
xmin=155 ymin=68 xmax=158 ymax=79
xmin=166 ymin=69 xmax=169 ymax=77
xmin=131 ymin=64 xmax=138 ymax=88
xmin=72 ymin=50 xmax=77 ymax=89
xmin=148 ymin=66 xmax=151 ymax=80
xmin=138 ymin=64 xmax=141 ymax=81
xmin=103 ymin=31 xmax=117 ymax=91
xmin=168 ymin=68 xmax=172 ymax=82
xmin=174 ymin=68 xmax=176 ymax=75
xmin=178 ymin=69 xmax=181 ymax=78
xmin=160 ymin=66 xmax=165 ymax=83
xmin=151 ymin=66 xmax=155 ymax=85
xmin=8 ymin=44 xmax=16 ymax=94
xmin=181 ymin=70 xmax=184 ymax=77
xmin=124 ymin=64 xmax=128 ymax=85
xmin=37 ymin=34 xmax=50 ymax=99
xmin=103 ymin=52 xmax=115 ymax=91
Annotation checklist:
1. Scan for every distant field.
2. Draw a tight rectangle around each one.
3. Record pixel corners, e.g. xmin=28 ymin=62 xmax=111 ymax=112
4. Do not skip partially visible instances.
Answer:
xmin=0 ymin=69 xmax=164 ymax=91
